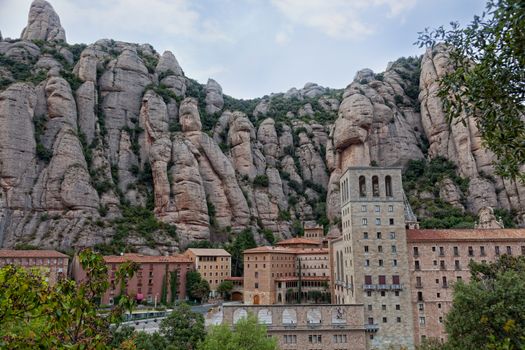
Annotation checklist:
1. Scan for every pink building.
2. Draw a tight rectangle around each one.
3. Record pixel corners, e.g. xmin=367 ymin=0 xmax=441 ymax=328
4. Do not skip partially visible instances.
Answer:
xmin=0 ymin=249 xmax=69 ymax=286
xmin=72 ymin=253 xmax=193 ymax=305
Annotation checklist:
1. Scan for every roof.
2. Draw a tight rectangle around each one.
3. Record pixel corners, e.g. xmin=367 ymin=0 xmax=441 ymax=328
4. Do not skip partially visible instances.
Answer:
xmin=225 ymin=276 xmax=244 ymax=281
xmin=275 ymin=276 xmax=330 ymax=282
xmin=0 ymin=250 xmax=68 ymax=258
xmin=244 ymin=246 xmax=328 ymax=255
xmin=185 ymin=248 xmax=231 ymax=257
xmin=276 ymin=237 xmax=320 ymax=246
xmin=407 ymin=229 xmax=525 ymax=243
xmin=103 ymin=253 xmax=192 ymax=263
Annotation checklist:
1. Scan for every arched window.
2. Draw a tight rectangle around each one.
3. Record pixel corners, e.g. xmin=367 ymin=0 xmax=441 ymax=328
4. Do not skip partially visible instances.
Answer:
xmin=359 ymin=176 xmax=366 ymax=197
xmin=385 ymin=176 xmax=392 ymax=197
xmin=372 ymin=176 xmax=379 ymax=197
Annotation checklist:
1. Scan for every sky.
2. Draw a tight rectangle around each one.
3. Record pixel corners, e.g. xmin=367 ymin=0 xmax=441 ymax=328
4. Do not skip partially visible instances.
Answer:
xmin=0 ymin=0 xmax=487 ymax=99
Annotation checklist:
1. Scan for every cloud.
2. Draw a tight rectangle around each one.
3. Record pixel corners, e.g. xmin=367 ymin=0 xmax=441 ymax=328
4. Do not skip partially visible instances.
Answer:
xmin=270 ymin=0 xmax=416 ymax=39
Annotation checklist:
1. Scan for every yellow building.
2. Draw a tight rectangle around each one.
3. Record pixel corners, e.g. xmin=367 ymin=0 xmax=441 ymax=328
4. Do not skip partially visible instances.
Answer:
xmin=184 ymin=248 xmax=231 ymax=296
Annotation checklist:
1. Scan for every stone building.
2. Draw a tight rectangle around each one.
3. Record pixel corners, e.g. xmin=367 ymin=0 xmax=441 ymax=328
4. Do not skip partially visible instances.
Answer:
xmin=243 ymin=245 xmax=330 ymax=305
xmin=183 ymin=248 xmax=231 ymax=296
xmin=0 ymin=249 xmax=69 ymax=286
xmin=407 ymin=228 xmax=525 ymax=343
xmin=333 ymin=167 xmax=415 ymax=349
xmin=219 ymin=304 xmax=367 ymax=350
xmin=71 ymin=253 xmax=192 ymax=305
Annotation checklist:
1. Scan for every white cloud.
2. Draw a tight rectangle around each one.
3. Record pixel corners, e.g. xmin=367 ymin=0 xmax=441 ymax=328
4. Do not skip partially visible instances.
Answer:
xmin=270 ymin=0 xmax=417 ymax=39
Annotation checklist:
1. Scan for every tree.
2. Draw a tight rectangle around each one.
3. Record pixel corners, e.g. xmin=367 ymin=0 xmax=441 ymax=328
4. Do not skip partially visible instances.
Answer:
xmin=444 ymin=255 xmax=525 ymax=349
xmin=186 ymin=271 xmax=210 ymax=303
xmin=198 ymin=313 xmax=279 ymax=350
xmin=216 ymin=280 xmax=234 ymax=300
xmin=159 ymin=303 xmax=205 ymax=350
xmin=225 ymin=228 xmax=256 ymax=276
xmin=416 ymin=0 xmax=525 ymax=180
xmin=0 ymin=249 xmax=139 ymax=349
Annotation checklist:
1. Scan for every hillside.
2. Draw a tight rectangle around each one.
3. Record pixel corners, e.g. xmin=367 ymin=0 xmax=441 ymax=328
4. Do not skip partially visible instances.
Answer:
xmin=0 ymin=0 xmax=522 ymax=254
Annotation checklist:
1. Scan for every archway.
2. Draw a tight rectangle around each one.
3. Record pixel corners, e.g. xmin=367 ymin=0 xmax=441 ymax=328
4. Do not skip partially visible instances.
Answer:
xmin=253 ymin=294 xmax=260 ymax=305
xmin=231 ymin=291 xmax=243 ymax=301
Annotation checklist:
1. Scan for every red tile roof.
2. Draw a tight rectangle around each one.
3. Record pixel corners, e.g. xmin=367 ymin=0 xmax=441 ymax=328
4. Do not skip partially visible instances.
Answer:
xmin=243 ymin=246 xmax=328 ymax=255
xmin=407 ymin=229 xmax=525 ymax=243
xmin=276 ymin=237 xmax=321 ymax=246
xmin=0 ymin=250 xmax=68 ymax=258
xmin=103 ymin=253 xmax=192 ymax=263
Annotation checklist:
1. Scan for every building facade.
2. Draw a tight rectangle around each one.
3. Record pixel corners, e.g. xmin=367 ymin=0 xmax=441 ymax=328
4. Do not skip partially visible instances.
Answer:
xmin=334 ymin=167 xmax=415 ymax=349
xmin=0 ymin=249 xmax=68 ymax=286
xmin=221 ymin=304 xmax=367 ymax=350
xmin=243 ymin=245 xmax=331 ymax=305
xmin=72 ymin=253 xmax=192 ymax=305
xmin=407 ymin=229 xmax=525 ymax=344
xmin=184 ymin=248 xmax=231 ymax=296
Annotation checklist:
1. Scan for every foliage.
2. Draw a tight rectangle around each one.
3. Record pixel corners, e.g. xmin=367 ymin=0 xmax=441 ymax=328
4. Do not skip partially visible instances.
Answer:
xmin=253 ymin=174 xmax=269 ymax=187
xmin=144 ymin=83 xmax=180 ymax=104
xmin=416 ymin=0 xmax=525 ymax=180
xmin=60 ymin=69 xmax=83 ymax=91
xmin=159 ymin=303 xmax=206 ymax=350
xmin=0 ymin=249 xmax=138 ymax=349
xmin=216 ymin=280 xmax=234 ymax=300
xmin=198 ymin=313 xmax=279 ymax=350
xmin=133 ymin=331 xmax=170 ymax=350
xmin=33 ymin=114 xmax=53 ymax=162
xmin=185 ymin=271 xmax=210 ymax=303
xmin=493 ymin=208 xmax=517 ymax=228
xmin=260 ymin=228 xmax=276 ymax=245
xmin=223 ymin=95 xmax=261 ymax=116
xmin=224 ymin=228 xmax=257 ymax=277
xmin=445 ymin=255 xmax=525 ymax=349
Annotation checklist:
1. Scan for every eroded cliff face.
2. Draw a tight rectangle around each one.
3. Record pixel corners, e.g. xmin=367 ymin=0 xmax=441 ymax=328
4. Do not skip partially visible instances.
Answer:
xmin=0 ymin=0 xmax=523 ymax=253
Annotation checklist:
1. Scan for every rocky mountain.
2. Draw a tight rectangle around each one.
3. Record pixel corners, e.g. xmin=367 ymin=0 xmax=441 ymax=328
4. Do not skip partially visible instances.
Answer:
xmin=0 ymin=0 xmax=523 ymax=254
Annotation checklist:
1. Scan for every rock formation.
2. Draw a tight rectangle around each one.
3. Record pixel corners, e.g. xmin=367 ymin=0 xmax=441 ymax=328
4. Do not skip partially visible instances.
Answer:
xmin=21 ymin=0 xmax=66 ymax=42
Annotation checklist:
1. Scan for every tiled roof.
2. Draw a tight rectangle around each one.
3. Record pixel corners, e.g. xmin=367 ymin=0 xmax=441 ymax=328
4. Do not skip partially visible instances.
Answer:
xmin=0 ymin=250 xmax=68 ymax=258
xmin=276 ymin=238 xmax=320 ymax=246
xmin=243 ymin=246 xmax=328 ymax=255
xmin=185 ymin=248 xmax=231 ymax=257
xmin=103 ymin=253 xmax=192 ymax=263
xmin=407 ymin=229 xmax=525 ymax=243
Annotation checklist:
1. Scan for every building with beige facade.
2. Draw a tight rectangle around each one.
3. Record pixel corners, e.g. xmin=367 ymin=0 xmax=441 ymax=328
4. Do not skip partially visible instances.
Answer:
xmin=243 ymin=244 xmax=331 ymax=305
xmin=184 ymin=248 xmax=231 ymax=296
xmin=333 ymin=167 xmax=415 ymax=349
xmin=407 ymin=228 xmax=525 ymax=344
xmin=71 ymin=253 xmax=192 ymax=305
xmin=220 ymin=304 xmax=367 ymax=350
xmin=0 ymin=249 xmax=69 ymax=286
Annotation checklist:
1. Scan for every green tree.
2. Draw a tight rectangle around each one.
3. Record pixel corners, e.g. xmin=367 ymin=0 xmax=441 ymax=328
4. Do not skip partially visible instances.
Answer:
xmin=159 ymin=303 xmax=205 ymax=350
xmin=186 ymin=271 xmax=210 ymax=303
xmin=216 ymin=280 xmax=234 ymax=300
xmin=445 ymin=255 xmax=525 ymax=349
xmin=416 ymin=0 xmax=525 ymax=180
xmin=198 ymin=313 xmax=279 ymax=350
xmin=225 ymin=228 xmax=256 ymax=277
xmin=0 ymin=249 xmax=139 ymax=349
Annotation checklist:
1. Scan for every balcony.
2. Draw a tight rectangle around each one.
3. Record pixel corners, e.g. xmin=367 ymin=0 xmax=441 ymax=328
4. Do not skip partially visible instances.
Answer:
xmin=365 ymin=324 xmax=379 ymax=332
xmin=442 ymin=283 xmax=449 ymax=289
xmin=363 ymin=284 xmax=377 ymax=290
xmin=377 ymin=284 xmax=390 ymax=290
xmin=390 ymin=284 xmax=403 ymax=291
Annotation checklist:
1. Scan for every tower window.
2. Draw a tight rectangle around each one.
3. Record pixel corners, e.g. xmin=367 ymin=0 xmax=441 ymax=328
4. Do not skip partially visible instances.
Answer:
xmin=359 ymin=176 xmax=366 ymax=197
xmin=385 ymin=176 xmax=392 ymax=197
xmin=372 ymin=176 xmax=380 ymax=197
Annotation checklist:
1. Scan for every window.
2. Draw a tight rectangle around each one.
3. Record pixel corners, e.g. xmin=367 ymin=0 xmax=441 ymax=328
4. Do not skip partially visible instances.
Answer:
xmin=397 ymin=317 xmax=402 ymax=323
xmin=372 ymin=176 xmax=380 ymax=197
xmin=385 ymin=175 xmax=392 ymax=197
xmin=362 ymin=218 xmax=368 ymax=226
xmin=396 ymin=304 xmax=401 ymax=310
xmin=361 ymin=205 xmax=367 ymax=212
xmin=389 ymin=218 xmax=394 ymax=225
xmin=255 ymin=271 xmax=258 ymax=278
xmin=368 ymin=304 xmax=372 ymax=311
xmin=389 ymin=232 xmax=396 ymax=239
xmin=413 ymin=247 xmax=419 ymax=256
xmin=453 ymin=246 xmax=459 ymax=256
xmin=392 ymin=275 xmax=400 ymax=285
xmin=521 ymin=246 xmax=525 ymax=256
xmin=364 ymin=246 xmax=369 ymax=253
xmin=363 ymin=232 xmax=369 ymax=239
xmin=439 ymin=247 xmax=445 ymax=256
xmin=375 ymin=205 xmax=380 ymax=213
xmin=377 ymin=232 xmax=382 ymax=239
xmin=480 ymin=246 xmax=486 ymax=256
xmin=455 ymin=260 xmax=461 ymax=270
xmin=359 ymin=176 xmax=366 ymax=197
xmin=255 ymin=283 xmax=259 ymax=288
xmin=378 ymin=245 xmax=383 ymax=253
xmin=419 ymin=317 xmax=426 ymax=325
xmin=381 ymin=291 xmax=386 ymax=296
xmin=391 ymin=245 xmax=397 ymax=253
xmin=378 ymin=275 xmax=386 ymax=285
xmin=375 ymin=218 xmax=381 ymax=225
xmin=417 ymin=291 xmax=423 ymax=302
xmin=393 ymin=259 xmax=398 ymax=266
xmin=368 ymin=317 xmax=374 ymax=325
xmin=378 ymin=259 xmax=384 ymax=267
xmin=418 ymin=303 xmax=424 ymax=311
xmin=415 ymin=260 xmax=420 ymax=270
xmin=440 ymin=260 xmax=446 ymax=270
xmin=507 ymin=246 xmax=512 ymax=255
xmin=468 ymin=246 xmax=474 ymax=256
xmin=365 ymin=259 xmax=370 ymax=267
xmin=388 ymin=205 xmax=393 ymax=212
xmin=495 ymin=246 xmax=500 ymax=255
xmin=382 ymin=317 xmax=388 ymax=323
